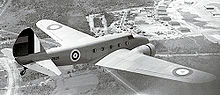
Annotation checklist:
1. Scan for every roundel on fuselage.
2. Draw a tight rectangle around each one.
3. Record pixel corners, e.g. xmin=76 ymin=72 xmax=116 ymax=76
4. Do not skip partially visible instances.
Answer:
xmin=47 ymin=24 xmax=62 ymax=30
xmin=70 ymin=49 xmax=81 ymax=62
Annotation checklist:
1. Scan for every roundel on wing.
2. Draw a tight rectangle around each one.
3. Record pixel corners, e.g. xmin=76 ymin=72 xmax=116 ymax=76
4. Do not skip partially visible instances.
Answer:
xmin=47 ymin=24 xmax=62 ymax=30
xmin=172 ymin=68 xmax=193 ymax=77
xmin=70 ymin=49 xmax=81 ymax=62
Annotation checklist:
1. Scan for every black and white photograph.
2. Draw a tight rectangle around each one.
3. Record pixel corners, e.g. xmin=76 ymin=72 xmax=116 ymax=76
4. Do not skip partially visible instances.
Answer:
xmin=0 ymin=0 xmax=220 ymax=95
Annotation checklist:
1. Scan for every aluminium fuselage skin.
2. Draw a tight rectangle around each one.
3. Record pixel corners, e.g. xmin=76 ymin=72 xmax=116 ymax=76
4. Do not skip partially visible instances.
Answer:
xmin=45 ymin=34 xmax=149 ymax=66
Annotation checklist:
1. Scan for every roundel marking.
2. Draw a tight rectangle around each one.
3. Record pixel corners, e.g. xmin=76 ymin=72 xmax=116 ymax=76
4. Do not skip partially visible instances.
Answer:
xmin=47 ymin=24 xmax=62 ymax=30
xmin=172 ymin=68 xmax=193 ymax=77
xmin=70 ymin=49 xmax=80 ymax=62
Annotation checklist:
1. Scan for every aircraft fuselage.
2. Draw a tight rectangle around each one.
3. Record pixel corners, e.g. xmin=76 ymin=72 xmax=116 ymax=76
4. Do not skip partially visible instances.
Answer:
xmin=46 ymin=34 xmax=149 ymax=66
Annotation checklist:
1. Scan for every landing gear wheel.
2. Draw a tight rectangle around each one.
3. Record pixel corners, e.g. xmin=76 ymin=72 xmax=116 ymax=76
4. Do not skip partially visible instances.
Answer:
xmin=20 ymin=67 xmax=27 ymax=76
xmin=20 ymin=70 xmax=26 ymax=76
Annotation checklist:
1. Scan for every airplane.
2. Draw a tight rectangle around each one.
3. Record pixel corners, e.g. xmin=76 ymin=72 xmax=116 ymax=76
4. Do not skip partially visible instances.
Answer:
xmin=1 ymin=19 xmax=216 ymax=83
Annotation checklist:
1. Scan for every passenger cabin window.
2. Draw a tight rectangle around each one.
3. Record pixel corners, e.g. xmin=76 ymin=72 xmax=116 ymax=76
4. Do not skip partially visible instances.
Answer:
xmin=93 ymin=49 xmax=96 ymax=53
xmin=101 ymin=47 xmax=105 ymax=51
xmin=110 ymin=45 xmax=113 ymax=49
xmin=118 ymin=43 xmax=121 ymax=47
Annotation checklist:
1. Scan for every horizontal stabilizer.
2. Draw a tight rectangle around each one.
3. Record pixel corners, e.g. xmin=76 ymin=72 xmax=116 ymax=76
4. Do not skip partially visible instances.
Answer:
xmin=24 ymin=59 xmax=61 ymax=76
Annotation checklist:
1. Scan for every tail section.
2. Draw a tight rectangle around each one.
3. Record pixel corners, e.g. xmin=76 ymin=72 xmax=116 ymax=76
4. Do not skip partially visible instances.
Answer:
xmin=13 ymin=28 xmax=44 ymax=57
xmin=11 ymin=28 xmax=61 ymax=76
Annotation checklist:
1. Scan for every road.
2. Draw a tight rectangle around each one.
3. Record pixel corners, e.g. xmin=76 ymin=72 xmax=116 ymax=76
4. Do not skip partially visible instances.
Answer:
xmin=0 ymin=0 xmax=21 ymax=94
xmin=0 ymin=58 xmax=21 ymax=95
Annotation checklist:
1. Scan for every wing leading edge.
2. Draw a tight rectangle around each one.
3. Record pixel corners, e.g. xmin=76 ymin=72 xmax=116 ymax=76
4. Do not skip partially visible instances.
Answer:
xmin=96 ymin=49 xmax=216 ymax=83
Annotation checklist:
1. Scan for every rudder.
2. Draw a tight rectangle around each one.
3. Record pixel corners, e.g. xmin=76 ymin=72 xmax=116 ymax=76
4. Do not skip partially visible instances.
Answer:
xmin=13 ymin=28 xmax=45 ymax=57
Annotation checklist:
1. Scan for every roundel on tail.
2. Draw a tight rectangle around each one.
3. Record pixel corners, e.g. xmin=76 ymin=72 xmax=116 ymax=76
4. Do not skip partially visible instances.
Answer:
xmin=70 ymin=49 xmax=81 ymax=62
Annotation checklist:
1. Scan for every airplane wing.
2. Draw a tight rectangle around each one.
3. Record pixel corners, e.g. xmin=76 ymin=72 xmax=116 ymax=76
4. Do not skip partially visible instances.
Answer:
xmin=36 ymin=19 xmax=96 ymax=46
xmin=24 ymin=59 xmax=61 ymax=76
xmin=95 ymin=49 xmax=216 ymax=83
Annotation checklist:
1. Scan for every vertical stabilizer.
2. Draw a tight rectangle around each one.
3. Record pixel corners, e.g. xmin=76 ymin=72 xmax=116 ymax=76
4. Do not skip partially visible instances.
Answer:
xmin=13 ymin=28 xmax=44 ymax=57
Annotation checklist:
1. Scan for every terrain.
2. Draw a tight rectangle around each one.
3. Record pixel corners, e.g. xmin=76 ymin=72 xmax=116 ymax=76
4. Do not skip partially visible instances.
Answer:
xmin=0 ymin=0 xmax=220 ymax=95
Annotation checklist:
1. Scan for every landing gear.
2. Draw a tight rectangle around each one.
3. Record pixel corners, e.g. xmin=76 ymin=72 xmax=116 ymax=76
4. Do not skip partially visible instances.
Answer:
xmin=20 ymin=67 xmax=27 ymax=76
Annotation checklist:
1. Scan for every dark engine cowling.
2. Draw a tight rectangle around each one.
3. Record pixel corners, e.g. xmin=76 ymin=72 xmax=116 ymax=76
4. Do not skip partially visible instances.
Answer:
xmin=130 ymin=43 xmax=156 ymax=56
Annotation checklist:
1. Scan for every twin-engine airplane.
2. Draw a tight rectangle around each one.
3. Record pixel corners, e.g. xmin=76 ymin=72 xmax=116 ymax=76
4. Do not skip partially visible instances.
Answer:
xmin=1 ymin=19 xmax=216 ymax=83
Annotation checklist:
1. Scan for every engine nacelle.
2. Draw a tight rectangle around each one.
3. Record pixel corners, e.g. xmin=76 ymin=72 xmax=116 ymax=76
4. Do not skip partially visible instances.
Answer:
xmin=130 ymin=43 xmax=156 ymax=56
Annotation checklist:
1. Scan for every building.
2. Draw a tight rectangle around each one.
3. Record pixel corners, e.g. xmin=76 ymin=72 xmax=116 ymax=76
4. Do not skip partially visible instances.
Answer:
xmin=158 ymin=5 xmax=167 ymax=9
xmin=157 ymin=12 xmax=168 ymax=16
xmin=204 ymin=5 xmax=215 ymax=11
xmin=211 ymin=11 xmax=220 ymax=17
xmin=159 ymin=16 xmax=171 ymax=21
xmin=144 ymin=7 xmax=154 ymax=10
xmin=157 ymin=9 xmax=167 ymax=12
xmin=184 ymin=0 xmax=194 ymax=4
xmin=178 ymin=27 xmax=191 ymax=33
xmin=168 ymin=21 xmax=180 ymax=26
xmin=140 ymin=7 xmax=154 ymax=13
xmin=157 ymin=5 xmax=167 ymax=12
